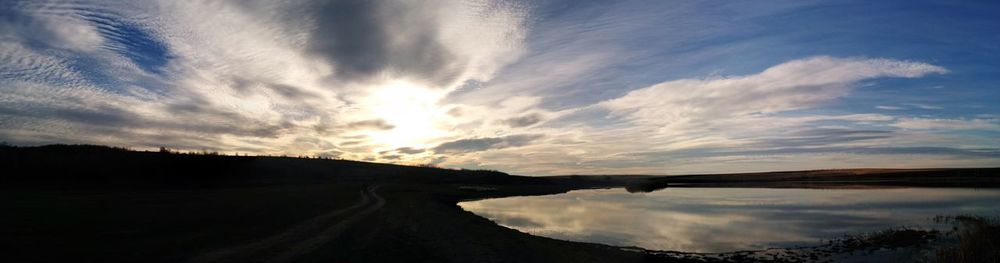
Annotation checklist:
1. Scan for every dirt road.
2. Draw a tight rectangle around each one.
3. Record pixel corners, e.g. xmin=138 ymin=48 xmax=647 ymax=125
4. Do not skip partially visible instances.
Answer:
xmin=192 ymin=184 xmax=384 ymax=263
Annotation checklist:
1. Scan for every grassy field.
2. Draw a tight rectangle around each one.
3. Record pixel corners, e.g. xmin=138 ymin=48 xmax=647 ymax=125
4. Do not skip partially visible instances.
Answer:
xmin=934 ymin=216 xmax=1000 ymax=262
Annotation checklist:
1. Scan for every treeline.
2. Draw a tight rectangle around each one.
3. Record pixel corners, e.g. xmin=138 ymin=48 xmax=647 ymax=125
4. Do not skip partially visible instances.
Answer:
xmin=154 ymin=146 xmax=348 ymax=160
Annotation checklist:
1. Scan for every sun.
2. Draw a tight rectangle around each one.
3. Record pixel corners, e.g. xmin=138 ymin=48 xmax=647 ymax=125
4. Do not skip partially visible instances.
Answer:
xmin=363 ymin=81 xmax=449 ymax=150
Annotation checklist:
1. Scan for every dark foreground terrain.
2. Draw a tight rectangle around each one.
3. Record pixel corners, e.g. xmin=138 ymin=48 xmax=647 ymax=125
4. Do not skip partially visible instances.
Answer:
xmin=2 ymin=145 xmax=998 ymax=262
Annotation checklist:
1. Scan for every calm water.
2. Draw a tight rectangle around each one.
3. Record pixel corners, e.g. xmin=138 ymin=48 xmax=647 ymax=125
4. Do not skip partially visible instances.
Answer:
xmin=459 ymin=187 xmax=1000 ymax=252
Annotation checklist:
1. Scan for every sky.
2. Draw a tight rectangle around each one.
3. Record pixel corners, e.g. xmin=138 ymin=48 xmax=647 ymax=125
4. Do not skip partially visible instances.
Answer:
xmin=1 ymin=0 xmax=998 ymax=175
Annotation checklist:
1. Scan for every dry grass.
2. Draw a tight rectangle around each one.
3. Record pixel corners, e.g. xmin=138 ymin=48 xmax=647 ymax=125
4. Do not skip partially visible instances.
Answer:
xmin=935 ymin=216 xmax=1000 ymax=263
xmin=835 ymin=227 xmax=938 ymax=250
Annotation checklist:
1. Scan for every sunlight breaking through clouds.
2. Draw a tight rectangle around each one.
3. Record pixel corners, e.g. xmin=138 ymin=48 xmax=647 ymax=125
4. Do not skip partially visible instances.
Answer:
xmin=1 ymin=0 xmax=999 ymax=174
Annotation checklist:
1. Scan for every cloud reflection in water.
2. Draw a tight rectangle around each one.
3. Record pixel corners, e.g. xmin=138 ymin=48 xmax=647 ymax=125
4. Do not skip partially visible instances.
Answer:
xmin=459 ymin=188 xmax=1000 ymax=252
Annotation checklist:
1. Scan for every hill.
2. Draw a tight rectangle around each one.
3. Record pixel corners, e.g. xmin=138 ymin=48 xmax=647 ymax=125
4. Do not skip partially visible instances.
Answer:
xmin=0 ymin=145 xmax=656 ymax=263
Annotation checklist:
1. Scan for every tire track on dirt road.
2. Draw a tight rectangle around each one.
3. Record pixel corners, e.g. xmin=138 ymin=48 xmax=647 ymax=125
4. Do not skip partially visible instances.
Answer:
xmin=191 ymin=185 xmax=383 ymax=263
xmin=264 ymin=184 xmax=384 ymax=263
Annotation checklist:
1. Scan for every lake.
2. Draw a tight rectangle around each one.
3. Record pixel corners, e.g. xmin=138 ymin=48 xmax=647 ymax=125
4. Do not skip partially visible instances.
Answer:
xmin=459 ymin=187 xmax=1000 ymax=252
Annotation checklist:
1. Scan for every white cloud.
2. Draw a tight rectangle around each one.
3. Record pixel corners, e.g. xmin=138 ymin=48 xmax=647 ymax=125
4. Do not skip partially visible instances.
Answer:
xmin=2 ymin=1 xmax=997 ymax=175
xmin=41 ymin=16 xmax=104 ymax=52
xmin=460 ymin=57 xmax=958 ymax=175
xmin=876 ymin=105 xmax=903 ymax=110
xmin=601 ymin=57 xmax=946 ymax=129
xmin=904 ymin=103 xmax=944 ymax=110
xmin=892 ymin=118 xmax=999 ymax=130
xmin=0 ymin=0 xmax=534 ymax=161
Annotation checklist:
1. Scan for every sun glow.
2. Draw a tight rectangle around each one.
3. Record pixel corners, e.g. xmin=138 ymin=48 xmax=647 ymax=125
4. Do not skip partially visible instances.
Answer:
xmin=363 ymin=81 xmax=450 ymax=150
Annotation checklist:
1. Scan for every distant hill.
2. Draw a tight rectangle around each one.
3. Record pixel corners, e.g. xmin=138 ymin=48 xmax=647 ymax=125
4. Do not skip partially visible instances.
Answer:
xmin=4 ymin=144 xmax=997 ymax=190
xmin=0 ymin=144 xmax=526 ymax=187
xmin=625 ymin=167 xmax=1000 ymax=192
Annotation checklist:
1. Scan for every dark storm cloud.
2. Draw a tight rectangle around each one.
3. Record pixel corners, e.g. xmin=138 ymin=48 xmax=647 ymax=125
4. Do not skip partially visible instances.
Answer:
xmin=433 ymin=134 xmax=544 ymax=154
xmin=306 ymin=0 xmax=458 ymax=85
xmin=347 ymin=119 xmax=395 ymax=130
xmin=501 ymin=113 xmax=543 ymax=128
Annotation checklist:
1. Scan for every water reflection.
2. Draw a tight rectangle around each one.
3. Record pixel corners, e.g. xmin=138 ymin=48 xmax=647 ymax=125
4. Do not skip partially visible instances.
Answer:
xmin=459 ymin=188 xmax=1000 ymax=252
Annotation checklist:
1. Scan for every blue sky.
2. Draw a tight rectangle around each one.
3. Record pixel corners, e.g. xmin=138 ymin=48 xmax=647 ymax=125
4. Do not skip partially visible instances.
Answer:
xmin=1 ymin=0 xmax=998 ymax=175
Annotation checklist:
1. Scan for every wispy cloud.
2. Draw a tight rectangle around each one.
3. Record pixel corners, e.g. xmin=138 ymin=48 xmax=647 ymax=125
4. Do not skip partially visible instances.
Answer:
xmin=2 ymin=1 xmax=999 ymax=174
xmin=904 ymin=103 xmax=945 ymax=110
xmin=433 ymin=134 xmax=545 ymax=154
xmin=346 ymin=120 xmax=395 ymax=130
xmin=876 ymin=105 xmax=904 ymax=110
xmin=0 ymin=0 xmax=532 ymax=158
xmin=891 ymin=118 xmax=999 ymax=130
xmin=500 ymin=113 xmax=544 ymax=128
xmin=600 ymin=56 xmax=947 ymax=133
